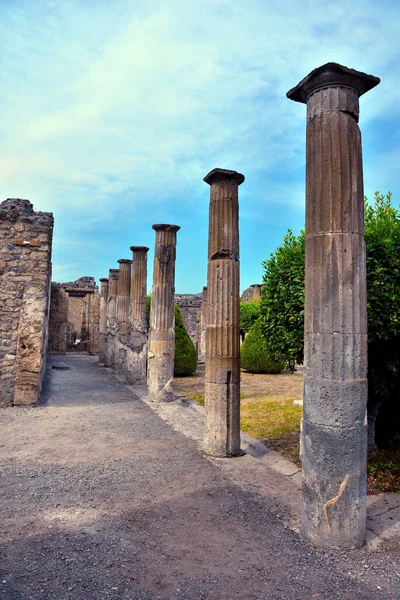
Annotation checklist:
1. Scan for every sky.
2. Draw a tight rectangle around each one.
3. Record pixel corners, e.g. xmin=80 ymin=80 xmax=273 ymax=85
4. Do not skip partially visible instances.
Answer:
xmin=1 ymin=0 xmax=399 ymax=294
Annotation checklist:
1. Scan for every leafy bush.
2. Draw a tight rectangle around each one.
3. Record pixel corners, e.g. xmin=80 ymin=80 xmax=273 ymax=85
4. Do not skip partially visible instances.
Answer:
xmin=240 ymin=301 xmax=261 ymax=340
xmin=174 ymin=305 xmax=197 ymax=376
xmin=261 ymin=230 xmax=305 ymax=371
xmin=241 ymin=318 xmax=285 ymax=374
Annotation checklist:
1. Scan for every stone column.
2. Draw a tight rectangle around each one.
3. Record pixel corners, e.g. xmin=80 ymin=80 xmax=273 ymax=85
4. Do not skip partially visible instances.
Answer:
xmin=203 ymin=168 xmax=244 ymax=457
xmin=88 ymin=291 xmax=100 ymax=355
xmin=114 ymin=259 xmax=132 ymax=375
xmin=287 ymin=63 xmax=380 ymax=549
xmin=99 ymin=279 xmax=109 ymax=364
xmin=104 ymin=269 xmax=119 ymax=368
xmin=127 ymin=246 xmax=149 ymax=385
xmin=148 ymin=224 xmax=180 ymax=402
xmin=199 ymin=286 xmax=208 ymax=359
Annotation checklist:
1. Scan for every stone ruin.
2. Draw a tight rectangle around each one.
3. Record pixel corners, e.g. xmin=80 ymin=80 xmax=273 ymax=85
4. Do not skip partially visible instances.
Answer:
xmin=48 ymin=277 xmax=100 ymax=355
xmin=0 ymin=199 xmax=53 ymax=407
xmin=0 ymin=62 xmax=381 ymax=551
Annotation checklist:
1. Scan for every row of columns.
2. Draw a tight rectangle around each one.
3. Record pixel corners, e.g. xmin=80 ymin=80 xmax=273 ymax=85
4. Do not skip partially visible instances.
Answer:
xmin=98 ymin=226 xmax=180 ymax=403
xmin=97 ymin=62 xmax=379 ymax=551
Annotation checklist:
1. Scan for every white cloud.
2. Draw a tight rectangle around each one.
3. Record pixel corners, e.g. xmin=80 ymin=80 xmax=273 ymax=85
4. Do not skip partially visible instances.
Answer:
xmin=0 ymin=0 xmax=399 ymax=285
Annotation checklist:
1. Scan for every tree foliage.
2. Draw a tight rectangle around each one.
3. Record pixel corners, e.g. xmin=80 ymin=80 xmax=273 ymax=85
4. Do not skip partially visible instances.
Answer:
xmin=260 ymin=229 xmax=305 ymax=371
xmin=259 ymin=192 xmax=400 ymax=446
xmin=241 ymin=318 xmax=285 ymax=374
xmin=364 ymin=193 xmax=400 ymax=444
xmin=240 ymin=301 xmax=261 ymax=340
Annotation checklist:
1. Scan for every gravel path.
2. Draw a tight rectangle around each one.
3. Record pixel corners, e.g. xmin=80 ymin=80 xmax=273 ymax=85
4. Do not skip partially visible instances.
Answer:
xmin=0 ymin=354 xmax=399 ymax=600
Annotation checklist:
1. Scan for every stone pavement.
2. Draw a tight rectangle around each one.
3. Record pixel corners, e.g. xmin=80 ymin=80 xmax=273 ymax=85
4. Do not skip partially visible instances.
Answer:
xmin=0 ymin=354 xmax=399 ymax=600
xmin=127 ymin=379 xmax=400 ymax=550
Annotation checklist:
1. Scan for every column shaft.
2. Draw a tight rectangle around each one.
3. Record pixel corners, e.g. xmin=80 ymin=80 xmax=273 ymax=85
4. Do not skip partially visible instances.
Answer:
xmin=127 ymin=246 xmax=149 ymax=385
xmin=287 ymin=63 xmax=380 ymax=549
xmin=99 ymin=278 xmax=109 ymax=364
xmin=114 ymin=259 xmax=132 ymax=375
xmin=203 ymin=168 xmax=244 ymax=457
xmin=148 ymin=225 xmax=180 ymax=402
xmin=104 ymin=269 xmax=119 ymax=368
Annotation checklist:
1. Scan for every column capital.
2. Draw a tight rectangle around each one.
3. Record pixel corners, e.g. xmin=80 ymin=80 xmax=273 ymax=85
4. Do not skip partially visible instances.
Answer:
xmin=287 ymin=62 xmax=380 ymax=104
xmin=99 ymin=278 xmax=109 ymax=283
xmin=204 ymin=168 xmax=244 ymax=186
xmin=152 ymin=224 xmax=180 ymax=233
xmin=108 ymin=268 xmax=119 ymax=278
xmin=117 ymin=258 xmax=132 ymax=265
xmin=130 ymin=246 xmax=149 ymax=252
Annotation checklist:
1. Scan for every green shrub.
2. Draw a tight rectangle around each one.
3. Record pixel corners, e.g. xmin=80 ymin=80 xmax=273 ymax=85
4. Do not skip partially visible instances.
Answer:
xmin=240 ymin=301 xmax=261 ymax=340
xmin=174 ymin=305 xmax=197 ymax=376
xmin=241 ymin=318 xmax=285 ymax=374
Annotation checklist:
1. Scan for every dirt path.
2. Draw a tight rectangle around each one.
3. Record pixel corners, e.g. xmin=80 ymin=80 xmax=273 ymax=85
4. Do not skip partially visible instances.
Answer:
xmin=0 ymin=355 xmax=399 ymax=600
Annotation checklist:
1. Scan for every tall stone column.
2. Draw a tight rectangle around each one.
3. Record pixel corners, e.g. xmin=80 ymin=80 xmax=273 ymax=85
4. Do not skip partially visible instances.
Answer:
xmin=114 ymin=259 xmax=132 ymax=375
xmin=203 ymin=168 xmax=244 ymax=457
xmin=104 ymin=269 xmax=119 ymax=368
xmin=99 ymin=278 xmax=109 ymax=364
xmin=199 ymin=286 xmax=208 ymax=359
xmin=127 ymin=246 xmax=149 ymax=385
xmin=287 ymin=63 xmax=380 ymax=549
xmin=148 ymin=224 xmax=180 ymax=402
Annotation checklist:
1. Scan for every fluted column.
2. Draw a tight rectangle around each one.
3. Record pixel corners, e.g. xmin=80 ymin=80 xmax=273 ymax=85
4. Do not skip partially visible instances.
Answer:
xmin=127 ymin=246 xmax=149 ymax=385
xmin=203 ymin=168 xmax=244 ymax=457
xmin=104 ymin=269 xmax=119 ymax=368
xmin=99 ymin=278 xmax=109 ymax=364
xmin=148 ymin=224 xmax=180 ymax=402
xmin=199 ymin=286 xmax=208 ymax=359
xmin=287 ymin=63 xmax=380 ymax=549
xmin=114 ymin=259 xmax=132 ymax=375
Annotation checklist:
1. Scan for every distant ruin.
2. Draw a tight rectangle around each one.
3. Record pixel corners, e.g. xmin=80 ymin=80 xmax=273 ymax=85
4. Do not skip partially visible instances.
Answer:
xmin=48 ymin=277 xmax=100 ymax=355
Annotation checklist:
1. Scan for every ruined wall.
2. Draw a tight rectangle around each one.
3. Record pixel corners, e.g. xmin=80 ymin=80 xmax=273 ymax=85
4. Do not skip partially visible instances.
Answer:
xmin=67 ymin=296 xmax=84 ymax=338
xmin=48 ymin=284 xmax=68 ymax=354
xmin=48 ymin=277 xmax=100 ymax=353
xmin=174 ymin=293 xmax=202 ymax=349
xmin=0 ymin=199 xmax=53 ymax=407
xmin=241 ymin=284 xmax=262 ymax=303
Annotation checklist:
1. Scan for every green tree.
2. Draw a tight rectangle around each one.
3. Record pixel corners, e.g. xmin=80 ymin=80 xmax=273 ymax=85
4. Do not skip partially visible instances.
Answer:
xmin=260 ymin=192 xmax=400 ymax=448
xmin=260 ymin=229 xmax=305 ymax=371
xmin=241 ymin=318 xmax=285 ymax=374
xmin=240 ymin=301 xmax=261 ymax=340
xmin=364 ymin=192 xmax=400 ymax=447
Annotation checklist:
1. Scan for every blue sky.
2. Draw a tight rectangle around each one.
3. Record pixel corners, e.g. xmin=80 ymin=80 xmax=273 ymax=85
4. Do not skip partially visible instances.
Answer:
xmin=1 ymin=0 xmax=399 ymax=293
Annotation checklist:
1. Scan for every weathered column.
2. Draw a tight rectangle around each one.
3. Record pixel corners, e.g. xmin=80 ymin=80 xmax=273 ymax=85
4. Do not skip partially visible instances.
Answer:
xmin=104 ymin=269 xmax=119 ymax=368
xmin=99 ymin=278 xmax=109 ymax=364
xmin=199 ymin=286 xmax=208 ymax=359
xmin=127 ymin=246 xmax=149 ymax=385
xmin=203 ymin=168 xmax=244 ymax=457
xmin=287 ymin=63 xmax=380 ymax=549
xmin=148 ymin=224 xmax=180 ymax=402
xmin=88 ymin=290 xmax=100 ymax=355
xmin=114 ymin=259 xmax=132 ymax=375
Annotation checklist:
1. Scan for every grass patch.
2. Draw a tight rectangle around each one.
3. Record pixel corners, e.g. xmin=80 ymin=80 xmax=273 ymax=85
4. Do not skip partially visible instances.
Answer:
xmin=240 ymin=397 xmax=302 ymax=464
xmin=186 ymin=392 xmax=205 ymax=405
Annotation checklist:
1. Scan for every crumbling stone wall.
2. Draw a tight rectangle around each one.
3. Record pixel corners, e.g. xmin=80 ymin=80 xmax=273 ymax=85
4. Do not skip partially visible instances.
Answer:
xmin=48 ymin=277 xmax=99 ymax=353
xmin=241 ymin=284 xmax=262 ymax=303
xmin=48 ymin=284 xmax=68 ymax=354
xmin=0 ymin=198 xmax=53 ymax=407
xmin=174 ymin=293 xmax=202 ymax=349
